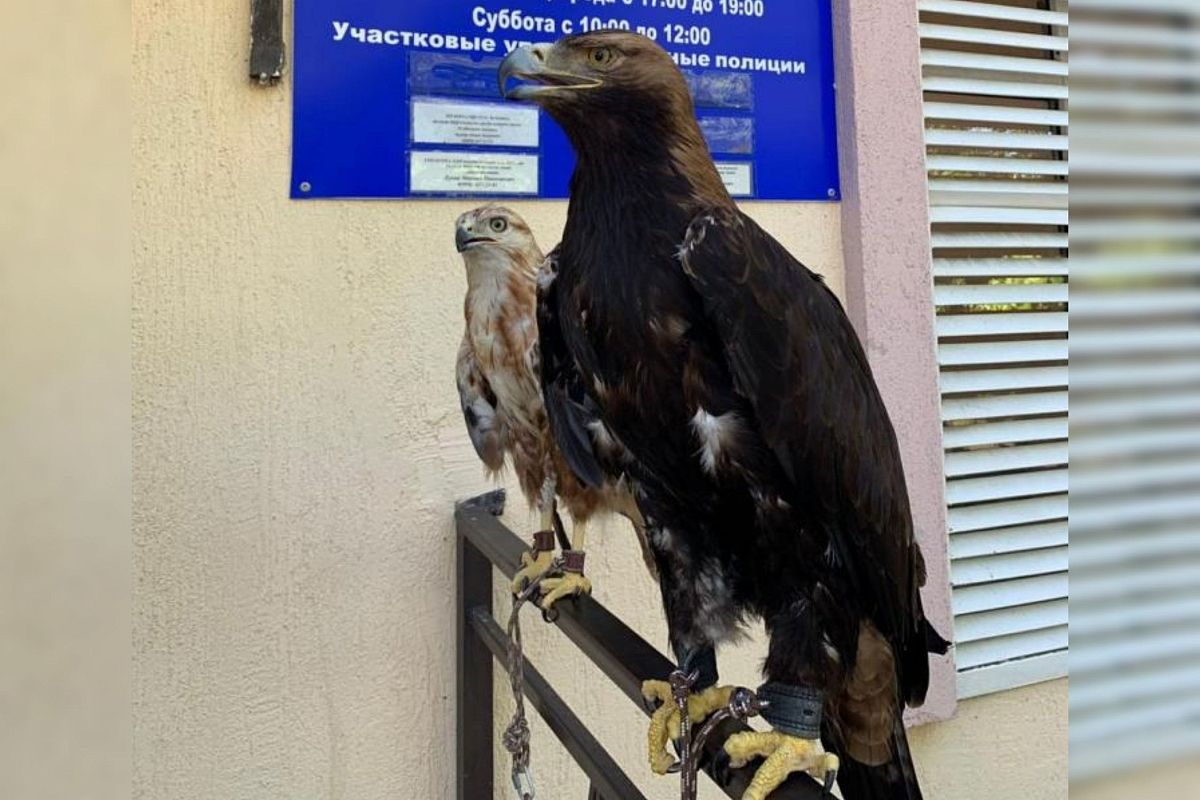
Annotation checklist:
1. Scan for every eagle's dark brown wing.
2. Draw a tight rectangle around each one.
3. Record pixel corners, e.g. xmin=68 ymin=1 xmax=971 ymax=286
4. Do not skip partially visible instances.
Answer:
xmin=677 ymin=207 xmax=938 ymax=706
xmin=536 ymin=251 xmax=607 ymax=490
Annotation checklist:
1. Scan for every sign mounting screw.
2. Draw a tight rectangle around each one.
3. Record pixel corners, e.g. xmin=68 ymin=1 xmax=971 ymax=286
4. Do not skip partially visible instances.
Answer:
xmin=299 ymin=181 xmax=312 ymax=193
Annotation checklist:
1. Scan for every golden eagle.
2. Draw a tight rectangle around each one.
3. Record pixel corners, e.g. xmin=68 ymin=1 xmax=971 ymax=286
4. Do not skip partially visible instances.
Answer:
xmin=500 ymin=33 xmax=949 ymax=800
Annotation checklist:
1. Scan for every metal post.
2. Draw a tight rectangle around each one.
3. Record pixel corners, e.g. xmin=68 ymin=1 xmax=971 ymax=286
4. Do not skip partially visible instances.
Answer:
xmin=457 ymin=531 xmax=494 ymax=799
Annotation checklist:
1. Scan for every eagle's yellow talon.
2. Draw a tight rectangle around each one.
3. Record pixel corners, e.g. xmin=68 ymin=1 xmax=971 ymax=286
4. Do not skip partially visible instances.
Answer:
xmin=723 ymin=730 xmax=834 ymax=800
xmin=511 ymin=549 xmax=555 ymax=595
xmin=645 ymin=697 xmax=678 ymax=774
xmin=641 ymin=681 xmax=734 ymax=776
xmin=538 ymin=573 xmax=592 ymax=608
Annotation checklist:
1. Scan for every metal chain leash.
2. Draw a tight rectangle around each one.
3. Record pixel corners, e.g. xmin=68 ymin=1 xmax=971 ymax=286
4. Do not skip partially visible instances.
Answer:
xmin=503 ymin=554 xmax=564 ymax=800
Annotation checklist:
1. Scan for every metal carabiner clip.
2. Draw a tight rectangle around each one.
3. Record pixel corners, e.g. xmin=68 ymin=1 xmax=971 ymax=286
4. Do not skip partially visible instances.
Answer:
xmin=512 ymin=766 xmax=536 ymax=800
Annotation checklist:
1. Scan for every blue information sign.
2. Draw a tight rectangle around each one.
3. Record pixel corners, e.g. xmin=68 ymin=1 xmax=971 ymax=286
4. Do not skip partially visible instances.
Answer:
xmin=292 ymin=0 xmax=839 ymax=201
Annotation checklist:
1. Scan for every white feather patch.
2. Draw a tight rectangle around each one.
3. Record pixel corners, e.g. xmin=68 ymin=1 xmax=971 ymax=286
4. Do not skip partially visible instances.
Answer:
xmin=536 ymin=255 xmax=558 ymax=290
xmin=586 ymin=419 xmax=615 ymax=451
xmin=690 ymin=407 xmax=742 ymax=475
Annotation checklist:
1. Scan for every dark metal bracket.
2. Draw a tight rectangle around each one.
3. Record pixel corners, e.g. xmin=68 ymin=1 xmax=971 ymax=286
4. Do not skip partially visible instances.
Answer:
xmin=455 ymin=491 xmax=823 ymax=799
xmin=250 ymin=0 xmax=286 ymax=85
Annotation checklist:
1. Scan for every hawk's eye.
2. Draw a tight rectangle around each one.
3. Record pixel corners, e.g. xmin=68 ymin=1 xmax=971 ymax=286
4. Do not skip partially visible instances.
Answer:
xmin=590 ymin=47 xmax=614 ymax=67
xmin=489 ymin=217 xmax=508 ymax=233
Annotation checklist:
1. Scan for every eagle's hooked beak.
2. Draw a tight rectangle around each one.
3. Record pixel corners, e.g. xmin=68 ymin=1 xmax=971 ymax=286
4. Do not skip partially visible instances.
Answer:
xmin=499 ymin=43 xmax=602 ymax=100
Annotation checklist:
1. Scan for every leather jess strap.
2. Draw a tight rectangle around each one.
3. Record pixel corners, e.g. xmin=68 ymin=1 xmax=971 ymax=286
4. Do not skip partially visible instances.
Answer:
xmin=561 ymin=550 xmax=586 ymax=574
xmin=531 ymin=530 xmax=556 ymax=553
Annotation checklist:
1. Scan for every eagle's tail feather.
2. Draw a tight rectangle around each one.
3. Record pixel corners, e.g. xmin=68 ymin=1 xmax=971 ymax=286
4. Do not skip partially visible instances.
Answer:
xmin=925 ymin=618 xmax=951 ymax=656
xmin=901 ymin=618 xmax=951 ymax=707
xmin=832 ymin=717 xmax=924 ymax=800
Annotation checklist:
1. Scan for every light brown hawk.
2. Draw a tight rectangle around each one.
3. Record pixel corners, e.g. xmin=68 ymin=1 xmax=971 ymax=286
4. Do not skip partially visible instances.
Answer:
xmin=454 ymin=205 xmax=652 ymax=606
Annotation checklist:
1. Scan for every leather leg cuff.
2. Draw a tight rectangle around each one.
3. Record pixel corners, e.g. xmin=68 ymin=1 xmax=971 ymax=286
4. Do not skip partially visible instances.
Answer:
xmin=561 ymin=550 xmax=586 ymax=573
xmin=531 ymin=530 xmax=556 ymax=552
xmin=756 ymin=682 xmax=823 ymax=739
xmin=675 ymin=645 xmax=719 ymax=692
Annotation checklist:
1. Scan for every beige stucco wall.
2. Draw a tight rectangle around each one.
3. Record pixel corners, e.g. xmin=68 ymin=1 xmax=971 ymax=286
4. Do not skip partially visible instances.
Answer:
xmin=132 ymin=2 xmax=1067 ymax=798
xmin=2 ymin=2 xmax=129 ymax=798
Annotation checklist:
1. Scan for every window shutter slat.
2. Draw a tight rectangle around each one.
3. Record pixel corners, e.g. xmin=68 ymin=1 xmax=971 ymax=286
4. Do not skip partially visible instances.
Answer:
xmin=942 ymin=391 xmax=1067 ymax=422
xmin=944 ymin=441 xmax=1068 ymax=476
xmin=931 ymin=231 xmax=1068 ymax=249
xmin=949 ymin=521 xmax=1069 ymax=559
xmin=925 ymin=128 xmax=1069 ymax=151
xmin=930 ymin=206 xmax=1069 ymax=225
xmin=946 ymin=468 xmax=1068 ymax=505
xmin=940 ymin=366 xmax=1068 ymax=393
xmin=1072 ymin=427 xmax=1200 ymax=460
xmin=1072 ymin=594 xmax=1200 ymax=639
xmin=934 ymin=282 xmax=1068 ymax=304
xmin=917 ymin=0 xmax=1068 ymax=26
xmin=938 ymin=339 xmax=1068 ymax=366
xmin=956 ymin=651 xmax=1068 ymax=699
xmin=952 ymin=547 xmax=1069 ymax=585
xmin=956 ymin=625 xmax=1069 ymax=670
xmin=936 ymin=312 xmax=1067 ymax=337
xmin=921 ymin=49 xmax=1069 ymax=77
xmin=933 ymin=257 xmax=1069 ymax=278
xmin=948 ymin=494 xmax=1068 ymax=533
xmin=927 ymin=155 xmax=1069 ymax=176
xmin=955 ymin=600 xmax=1068 ymax=644
xmin=924 ymin=101 xmax=1068 ymax=126
xmin=919 ymin=23 xmax=1068 ymax=52
xmin=929 ymin=182 xmax=1068 ymax=211
xmin=942 ymin=417 xmax=1067 ymax=448
xmin=922 ymin=76 xmax=1070 ymax=100
xmin=952 ymin=572 xmax=1068 ymax=615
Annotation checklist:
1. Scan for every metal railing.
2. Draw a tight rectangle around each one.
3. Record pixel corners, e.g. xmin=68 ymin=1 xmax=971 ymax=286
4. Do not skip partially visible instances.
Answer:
xmin=456 ymin=490 xmax=822 ymax=800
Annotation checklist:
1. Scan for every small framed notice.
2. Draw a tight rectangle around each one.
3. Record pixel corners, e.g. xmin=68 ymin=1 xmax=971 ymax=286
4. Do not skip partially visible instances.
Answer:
xmin=716 ymin=163 xmax=754 ymax=198
xmin=411 ymin=99 xmax=539 ymax=149
xmin=410 ymin=151 xmax=538 ymax=196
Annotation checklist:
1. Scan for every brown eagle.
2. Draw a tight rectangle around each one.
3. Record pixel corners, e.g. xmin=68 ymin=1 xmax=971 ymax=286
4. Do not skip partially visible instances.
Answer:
xmin=454 ymin=205 xmax=652 ymax=606
xmin=500 ymin=33 xmax=949 ymax=800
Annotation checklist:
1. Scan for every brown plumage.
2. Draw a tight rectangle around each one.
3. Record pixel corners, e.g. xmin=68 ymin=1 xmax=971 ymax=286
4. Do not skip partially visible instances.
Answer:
xmin=454 ymin=205 xmax=654 ymax=572
xmin=499 ymin=32 xmax=948 ymax=799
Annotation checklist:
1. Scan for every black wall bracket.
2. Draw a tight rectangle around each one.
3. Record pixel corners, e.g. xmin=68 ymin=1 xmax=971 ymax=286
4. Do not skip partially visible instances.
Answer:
xmin=250 ymin=0 xmax=285 ymax=85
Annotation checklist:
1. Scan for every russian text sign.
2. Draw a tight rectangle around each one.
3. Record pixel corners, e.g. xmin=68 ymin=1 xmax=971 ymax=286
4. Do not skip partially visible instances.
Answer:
xmin=292 ymin=0 xmax=839 ymax=201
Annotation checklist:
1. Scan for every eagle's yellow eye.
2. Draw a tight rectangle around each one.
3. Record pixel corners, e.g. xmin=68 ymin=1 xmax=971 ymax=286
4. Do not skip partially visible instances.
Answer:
xmin=489 ymin=217 xmax=508 ymax=233
xmin=590 ymin=47 xmax=614 ymax=67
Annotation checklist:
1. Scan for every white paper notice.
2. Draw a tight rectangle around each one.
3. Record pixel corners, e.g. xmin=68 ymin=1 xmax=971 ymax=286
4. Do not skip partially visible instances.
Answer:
xmin=411 ymin=151 xmax=539 ymax=195
xmin=412 ymin=100 xmax=539 ymax=148
xmin=716 ymin=162 xmax=753 ymax=198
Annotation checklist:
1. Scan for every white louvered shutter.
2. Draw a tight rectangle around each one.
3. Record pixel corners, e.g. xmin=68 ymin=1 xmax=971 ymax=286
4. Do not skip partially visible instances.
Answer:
xmin=918 ymin=0 xmax=1070 ymax=698
xmin=1071 ymin=0 xmax=1200 ymax=780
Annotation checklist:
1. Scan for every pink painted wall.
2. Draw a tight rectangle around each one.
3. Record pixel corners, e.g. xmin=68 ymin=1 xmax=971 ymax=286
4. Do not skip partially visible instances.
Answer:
xmin=831 ymin=0 xmax=957 ymax=723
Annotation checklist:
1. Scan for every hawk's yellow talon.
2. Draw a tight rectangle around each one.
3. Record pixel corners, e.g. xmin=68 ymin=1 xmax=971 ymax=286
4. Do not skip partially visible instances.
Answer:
xmin=723 ymin=730 xmax=837 ymax=800
xmin=640 ymin=681 xmax=734 ymax=775
xmin=538 ymin=573 xmax=592 ymax=608
xmin=511 ymin=549 xmax=555 ymax=595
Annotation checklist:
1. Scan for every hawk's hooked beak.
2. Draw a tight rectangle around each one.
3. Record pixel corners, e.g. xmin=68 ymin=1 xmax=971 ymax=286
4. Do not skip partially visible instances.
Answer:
xmin=499 ymin=43 xmax=602 ymax=100
xmin=455 ymin=225 xmax=494 ymax=253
